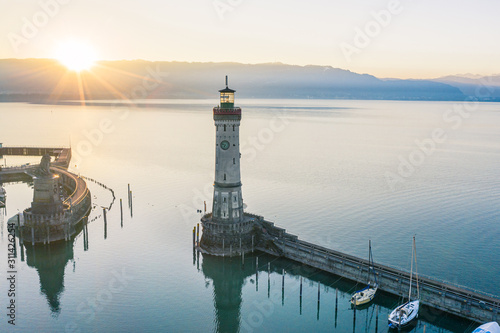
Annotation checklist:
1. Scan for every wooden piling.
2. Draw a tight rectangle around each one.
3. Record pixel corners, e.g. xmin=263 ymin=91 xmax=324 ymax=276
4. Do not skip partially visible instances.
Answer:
xmin=335 ymin=288 xmax=338 ymax=328
xmin=192 ymin=227 xmax=196 ymax=247
xmin=268 ymin=262 xmax=271 ymax=298
xmin=129 ymin=191 xmax=133 ymax=217
xmin=196 ymin=223 xmax=199 ymax=245
xmin=353 ymin=304 xmax=356 ymax=331
xmin=120 ymin=198 xmax=123 ymax=227
xmin=282 ymin=269 xmax=285 ymax=290
xmin=103 ymin=208 xmax=107 ymax=239
xmin=255 ymin=257 xmax=259 ymax=291
xmin=127 ymin=184 xmax=131 ymax=207
xmin=282 ymin=269 xmax=285 ymax=306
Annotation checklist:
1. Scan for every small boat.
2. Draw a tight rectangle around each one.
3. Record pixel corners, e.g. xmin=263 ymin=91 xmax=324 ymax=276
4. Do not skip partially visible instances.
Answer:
xmin=472 ymin=322 xmax=500 ymax=333
xmin=351 ymin=240 xmax=378 ymax=306
xmin=388 ymin=236 xmax=420 ymax=329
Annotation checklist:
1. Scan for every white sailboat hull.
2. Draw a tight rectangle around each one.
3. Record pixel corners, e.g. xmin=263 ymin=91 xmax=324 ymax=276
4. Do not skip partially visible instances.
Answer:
xmin=473 ymin=322 xmax=500 ymax=333
xmin=388 ymin=300 xmax=419 ymax=328
xmin=351 ymin=285 xmax=378 ymax=306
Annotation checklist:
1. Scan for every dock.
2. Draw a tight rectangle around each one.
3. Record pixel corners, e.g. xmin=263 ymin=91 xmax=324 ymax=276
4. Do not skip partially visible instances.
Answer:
xmin=201 ymin=212 xmax=500 ymax=324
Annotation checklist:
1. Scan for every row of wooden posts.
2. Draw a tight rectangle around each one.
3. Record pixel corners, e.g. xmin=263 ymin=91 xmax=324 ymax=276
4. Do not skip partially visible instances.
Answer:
xmin=103 ymin=183 xmax=133 ymax=239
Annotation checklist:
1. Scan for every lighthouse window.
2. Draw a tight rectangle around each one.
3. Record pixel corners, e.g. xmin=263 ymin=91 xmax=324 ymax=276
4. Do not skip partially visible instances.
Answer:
xmin=233 ymin=158 xmax=235 ymax=164
xmin=224 ymin=174 xmax=226 ymax=180
xmin=232 ymin=125 xmax=235 ymax=131
xmin=224 ymin=125 xmax=226 ymax=131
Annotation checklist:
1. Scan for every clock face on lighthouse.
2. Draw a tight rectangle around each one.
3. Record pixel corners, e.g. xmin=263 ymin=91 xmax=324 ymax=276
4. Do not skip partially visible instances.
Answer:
xmin=220 ymin=140 xmax=230 ymax=150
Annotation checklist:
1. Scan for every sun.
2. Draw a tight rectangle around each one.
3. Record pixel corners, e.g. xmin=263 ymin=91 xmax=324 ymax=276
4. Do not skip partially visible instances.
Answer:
xmin=55 ymin=40 xmax=97 ymax=72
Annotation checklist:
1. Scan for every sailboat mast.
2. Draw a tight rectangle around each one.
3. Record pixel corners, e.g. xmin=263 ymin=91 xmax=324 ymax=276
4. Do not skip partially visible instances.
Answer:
xmin=408 ymin=236 xmax=414 ymax=301
xmin=414 ymin=237 xmax=419 ymax=299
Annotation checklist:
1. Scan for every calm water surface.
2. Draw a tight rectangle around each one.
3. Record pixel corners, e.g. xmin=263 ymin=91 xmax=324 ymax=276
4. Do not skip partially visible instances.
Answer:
xmin=0 ymin=99 xmax=499 ymax=332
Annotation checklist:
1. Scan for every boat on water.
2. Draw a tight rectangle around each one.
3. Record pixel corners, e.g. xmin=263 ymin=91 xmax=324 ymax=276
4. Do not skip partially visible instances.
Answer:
xmin=473 ymin=322 xmax=500 ymax=333
xmin=351 ymin=240 xmax=378 ymax=306
xmin=388 ymin=236 xmax=420 ymax=329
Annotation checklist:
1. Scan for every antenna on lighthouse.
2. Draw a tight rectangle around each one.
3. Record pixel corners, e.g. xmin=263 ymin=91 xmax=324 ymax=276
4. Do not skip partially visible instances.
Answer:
xmin=225 ymin=75 xmax=228 ymax=88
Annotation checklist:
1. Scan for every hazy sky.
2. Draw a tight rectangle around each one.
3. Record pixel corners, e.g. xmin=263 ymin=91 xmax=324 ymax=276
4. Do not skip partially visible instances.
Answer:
xmin=1 ymin=0 xmax=499 ymax=79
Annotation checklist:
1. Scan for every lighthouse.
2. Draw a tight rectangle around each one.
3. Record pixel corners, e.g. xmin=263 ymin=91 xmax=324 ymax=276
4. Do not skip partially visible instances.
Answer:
xmin=200 ymin=76 xmax=255 ymax=256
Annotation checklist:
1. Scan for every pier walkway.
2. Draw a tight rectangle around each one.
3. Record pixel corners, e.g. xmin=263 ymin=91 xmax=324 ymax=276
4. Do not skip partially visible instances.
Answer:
xmin=242 ymin=214 xmax=500 ymax=324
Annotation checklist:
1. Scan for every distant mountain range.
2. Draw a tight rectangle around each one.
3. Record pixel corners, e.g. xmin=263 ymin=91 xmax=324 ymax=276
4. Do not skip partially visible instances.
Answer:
xmin=0 ymin=58 xmax=498 ymax=102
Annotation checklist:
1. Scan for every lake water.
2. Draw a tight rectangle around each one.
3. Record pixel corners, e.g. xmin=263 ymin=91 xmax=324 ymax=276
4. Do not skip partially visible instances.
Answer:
xmin=0 ymin=99 xmax=499 ymax=332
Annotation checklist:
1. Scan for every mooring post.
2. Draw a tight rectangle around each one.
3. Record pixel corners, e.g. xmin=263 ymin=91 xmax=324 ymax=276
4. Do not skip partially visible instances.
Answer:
xmin=192 ymin=227 xmax=196 ymax=247
xmin=268 ymin=262 xmax=271 ymax=298
xmin=196 ymin=223 xmax=199 ymax=246
xmin=242 ymin=250 xmax=245 ymax=267
xmin=20 ymin=238 xmax=25 ymax=262
xmin=317 ymin=282 xmax=321 ymax=321
xmin=255 ymin=257 xmax=259 ymax=291
xmin=196 ymin=249 xmax=200 ymax=271
xmin=31 ymin=227 xmax=34 ymax=246
xmin=129 ymin=191 xmax=133 ymax=217
xmin=335 ymin=288 xmax=338 ymax=328
xmin=239 ymin=238 xmax=242 ymax=255
xmin=353 ymin=304 xmax=356 ymax=331
xmin=300 ymin=277 xmax=303 ymax=298
xmin=222 ymin=239 xmax=225 ymax=257
xmin=120 ymin=198 xmax=123 ymax=227
xmin=127 ymin=184 xmax=130 ymax=207
xmin=193 ymin=246 xmax=196 ymax=266
xmin=282 ymin=269 xmax=285 ymax=306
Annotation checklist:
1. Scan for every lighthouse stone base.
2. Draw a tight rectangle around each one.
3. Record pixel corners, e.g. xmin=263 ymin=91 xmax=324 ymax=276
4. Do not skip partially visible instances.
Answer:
xmin=199 ymin=213 xmax=260 ymax=256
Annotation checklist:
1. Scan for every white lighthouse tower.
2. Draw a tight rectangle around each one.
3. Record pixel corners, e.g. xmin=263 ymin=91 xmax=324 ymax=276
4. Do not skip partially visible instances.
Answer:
xmin=212 ymin=76 xmax=244 ymax=222
xmin=200 ymin=76 xmax=255 ymax=256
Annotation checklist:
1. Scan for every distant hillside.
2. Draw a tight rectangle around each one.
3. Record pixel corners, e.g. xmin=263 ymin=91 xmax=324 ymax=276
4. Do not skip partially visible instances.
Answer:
xmin=433 ymin=74 xmax=500 ymax=101
xmin=0 ymin=59 xmax=467 ymax=102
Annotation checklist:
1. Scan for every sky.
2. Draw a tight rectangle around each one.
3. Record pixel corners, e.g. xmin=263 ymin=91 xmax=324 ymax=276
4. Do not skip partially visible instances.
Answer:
xmin=1 ymin=0 xmax=499 ymax=79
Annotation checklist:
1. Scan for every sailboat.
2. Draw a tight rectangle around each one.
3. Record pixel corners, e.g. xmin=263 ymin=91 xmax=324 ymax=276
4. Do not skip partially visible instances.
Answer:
xmin=472 ymin=322 xmax=500 ymax=333
xmin=388 ymin=236 xmax=420 ymax=329
xmin=351 ymin=240 xmax=378 ymax=306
